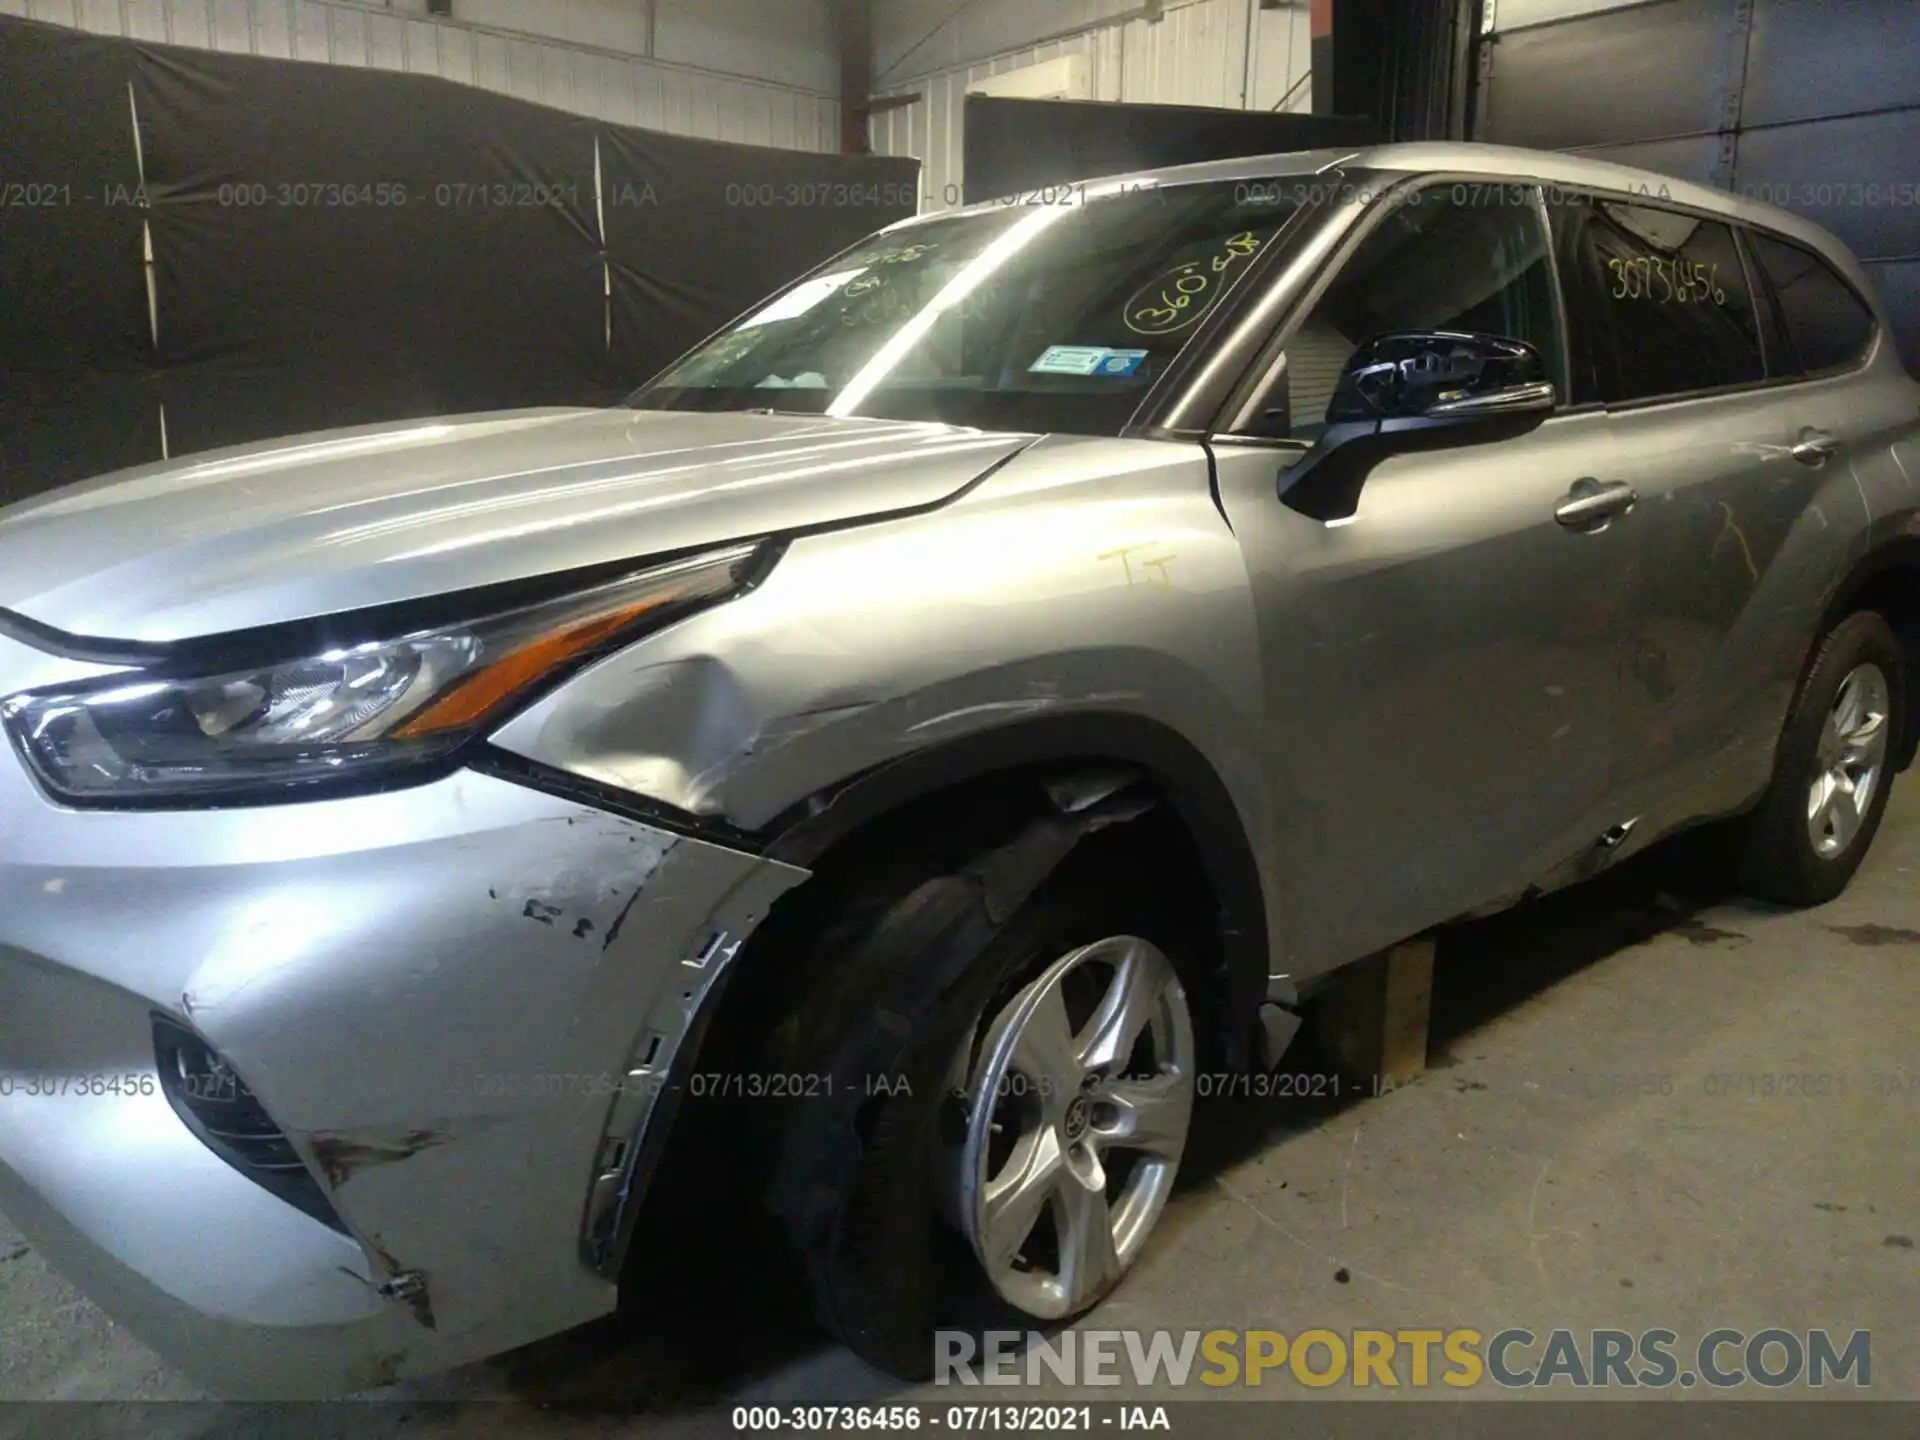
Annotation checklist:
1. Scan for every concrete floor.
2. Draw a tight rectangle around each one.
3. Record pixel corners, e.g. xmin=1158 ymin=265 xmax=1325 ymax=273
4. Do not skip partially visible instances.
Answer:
xmin=3 ymin=784 xmax=1917 ymax=1433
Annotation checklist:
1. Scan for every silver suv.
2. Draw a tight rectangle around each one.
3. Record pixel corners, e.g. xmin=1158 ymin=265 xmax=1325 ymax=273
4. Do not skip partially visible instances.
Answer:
xmin=2 ymin=142 xmax=1916 ymax=1396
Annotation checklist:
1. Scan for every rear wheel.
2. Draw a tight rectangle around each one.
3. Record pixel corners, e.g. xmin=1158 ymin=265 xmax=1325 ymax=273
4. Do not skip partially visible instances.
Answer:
xmin=1739 ymin=610 xmax=1904 ymax=905
xmin=749 ymin=835 xmax=1209 ymax=1377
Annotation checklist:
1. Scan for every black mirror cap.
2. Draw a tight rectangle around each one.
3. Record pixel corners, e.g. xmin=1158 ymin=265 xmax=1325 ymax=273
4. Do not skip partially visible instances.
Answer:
xmin=1327 ymin=331 xmax=1550 ymax=423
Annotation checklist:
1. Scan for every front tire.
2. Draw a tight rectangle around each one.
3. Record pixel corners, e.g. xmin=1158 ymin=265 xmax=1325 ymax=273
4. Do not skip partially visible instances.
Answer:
xmin=749 ymin=836 xmax=1208 ymax=1378
xmin=1739 ymin=610 xmax=1904 ymax=905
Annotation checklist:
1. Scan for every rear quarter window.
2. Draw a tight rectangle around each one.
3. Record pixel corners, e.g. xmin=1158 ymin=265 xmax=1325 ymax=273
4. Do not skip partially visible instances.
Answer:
xmin=1748 ymin=231 xmax=1878 ymax=375
xmin=1587 ymin=201 xmax=1766 ymax=402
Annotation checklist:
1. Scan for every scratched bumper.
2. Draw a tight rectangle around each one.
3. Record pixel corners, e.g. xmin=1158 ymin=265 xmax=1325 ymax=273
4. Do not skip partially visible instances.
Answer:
xmin=0 ymin=639 xmax=805 ymax=1396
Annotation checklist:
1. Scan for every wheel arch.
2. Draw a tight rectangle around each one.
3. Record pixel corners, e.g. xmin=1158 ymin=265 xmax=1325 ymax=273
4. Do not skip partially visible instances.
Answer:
xmin=602 ymin=713 xmax=1274 ymax=1283
xmin=759 ymin=710 xmax=1272 ymax=1042
xmin=1818 ymin=534 xmax=1920 ymax=769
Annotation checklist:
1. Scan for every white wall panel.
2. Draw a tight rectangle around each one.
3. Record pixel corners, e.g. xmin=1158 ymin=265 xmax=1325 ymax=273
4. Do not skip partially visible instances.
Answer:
xmin=290 ymin=0 xmax=327 ymax=61
xmin=1255 ymin=3 xmax=1312 ymax=111
xmin=169 ymin=0 xmax=211 ymax=46
xmin=330 ymin=5 xmax=368 ymax=66
xmin=654 ymin=0 xmax=836 ymax=94
xmin=1117 ymin=0 xmax=1246 ymax=107
xmin=456 ymin=0 xmax=649 ymax=58
xmin=873 ymin=0 xmax=1313 ymax=212
xmin=876 ymin=0 xmax=1141 ymax=85
xmin=251 ymin=0 xmax=290 ymax=56
xmin=366 ymin=9 xmax=404 ymax=69
xmin=30 ymin=0 xmax=841 ymax=152
xmin=401 ymin=15 xmax=436 ymax=71
xmin=438 ymin=22 xmax=475 ymax=84
xmin=210 ymin=0 xmax=251 ymax=51
xmin=124 ymin=0 xmax=169 ymax=41
xmin=76 ymin=0 xmax=121 ymax=32
xmin=1486 ymin=0 xmax=1641 ymax=32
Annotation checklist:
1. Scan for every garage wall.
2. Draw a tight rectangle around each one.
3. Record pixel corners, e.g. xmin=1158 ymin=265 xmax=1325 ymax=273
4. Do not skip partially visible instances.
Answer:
xmin=870 ymin=0 xmax=1314 ymax=210
xmin=0 ymin=0 xmax=841 ymax=150
xmin=1477 ymin=0 xmax=1920 ymax=371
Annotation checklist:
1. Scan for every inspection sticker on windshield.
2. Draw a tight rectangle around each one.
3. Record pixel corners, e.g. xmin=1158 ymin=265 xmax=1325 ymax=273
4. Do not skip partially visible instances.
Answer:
xmin=1030 ymin=345 xmax=1150 ymax=377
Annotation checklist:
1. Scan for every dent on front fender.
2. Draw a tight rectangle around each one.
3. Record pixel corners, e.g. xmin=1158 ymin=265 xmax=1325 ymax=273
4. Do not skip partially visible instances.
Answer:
xmin=484 ymin=441 xmax=1286 ymax=1027
xmin=485 ymin=438 xmax=1274 ymax=839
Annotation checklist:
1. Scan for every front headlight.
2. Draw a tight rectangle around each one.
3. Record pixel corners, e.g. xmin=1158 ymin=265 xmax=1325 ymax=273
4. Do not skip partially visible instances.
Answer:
xmin=1 ymin=543 xmax=764 ymax=806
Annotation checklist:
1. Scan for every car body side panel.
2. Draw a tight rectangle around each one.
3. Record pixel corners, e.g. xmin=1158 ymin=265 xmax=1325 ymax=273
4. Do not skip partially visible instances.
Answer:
xmin=1208 ymin=413 xmax=1634 ymax=976
xmin=3 ymin=144 xmax=1918 ymax=1404
xmin=1596 ymin=358 xmax=1916 ymax=850
xmin=490 ymin=434 xmax=1287 ymax=977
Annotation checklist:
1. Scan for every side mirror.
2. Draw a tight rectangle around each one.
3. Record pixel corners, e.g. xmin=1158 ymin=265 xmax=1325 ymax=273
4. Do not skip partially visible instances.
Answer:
xmin=1279 ymin=331 xmax=1556 ymax=523
xmin=1326 ymin=331 xmax=1554 ymax=425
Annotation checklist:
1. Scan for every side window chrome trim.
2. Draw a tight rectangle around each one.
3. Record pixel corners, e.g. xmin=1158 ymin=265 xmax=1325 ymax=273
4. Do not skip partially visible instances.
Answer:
xmin=1600 ymin=371 xmax=1852 ymax=415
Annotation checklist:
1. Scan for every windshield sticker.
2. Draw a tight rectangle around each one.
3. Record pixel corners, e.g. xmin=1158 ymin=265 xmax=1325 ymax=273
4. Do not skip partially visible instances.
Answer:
xmin=1030 ymin=345 xmax=1150 ymax=377
xmin=1094 ymin=349 xmax=1149 ymax=377
xmin=1124 ymin=230 xmax=1268 ymax=338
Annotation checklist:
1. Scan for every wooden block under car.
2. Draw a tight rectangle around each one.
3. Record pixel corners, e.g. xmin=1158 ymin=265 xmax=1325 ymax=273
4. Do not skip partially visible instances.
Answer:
xmin=1308 ymin=934 xmax=1435 ymax=1087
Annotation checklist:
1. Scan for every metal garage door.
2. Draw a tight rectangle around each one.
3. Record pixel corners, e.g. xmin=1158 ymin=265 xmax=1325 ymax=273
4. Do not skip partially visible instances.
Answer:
xmin=1472 ymin=0 xmax=1920 ymax=374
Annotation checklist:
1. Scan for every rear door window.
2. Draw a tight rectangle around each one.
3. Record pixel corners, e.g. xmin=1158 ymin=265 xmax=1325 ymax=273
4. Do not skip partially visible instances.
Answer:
xmin=1551 ymin=197 xmax=1768 ymax=404
xmin=1748 ymin=231 xmax=1878 ymax=375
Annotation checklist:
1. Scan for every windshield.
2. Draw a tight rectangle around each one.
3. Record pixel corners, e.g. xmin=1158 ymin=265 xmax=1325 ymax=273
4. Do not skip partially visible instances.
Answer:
xmin=632 ymin=180 xmax=1307 ymax=434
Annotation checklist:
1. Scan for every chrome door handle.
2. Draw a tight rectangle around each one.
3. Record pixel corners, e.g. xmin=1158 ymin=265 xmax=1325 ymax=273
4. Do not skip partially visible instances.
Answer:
xmin=1555 ymin=478 xmax=1638 ymax=530
xmin=1791 ymin=428 xmax=1839 ymax=466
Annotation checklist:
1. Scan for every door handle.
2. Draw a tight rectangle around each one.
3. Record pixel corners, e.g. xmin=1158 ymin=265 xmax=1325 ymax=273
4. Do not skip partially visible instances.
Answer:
xmin=1790 ymin=428 xmax=1839 ymax=466
xmin=1555 ymin=477 xmax=1638 ymax=530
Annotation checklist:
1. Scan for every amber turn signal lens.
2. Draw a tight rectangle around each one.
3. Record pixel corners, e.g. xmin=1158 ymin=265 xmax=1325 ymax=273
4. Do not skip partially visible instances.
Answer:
xmin=390 ymin=594 xmax=670 ymax=739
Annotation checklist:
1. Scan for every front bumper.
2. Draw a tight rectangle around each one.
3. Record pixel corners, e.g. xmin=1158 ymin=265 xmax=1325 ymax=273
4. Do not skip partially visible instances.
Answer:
xmin=0 ymin=636 xmax=806 ymax=1396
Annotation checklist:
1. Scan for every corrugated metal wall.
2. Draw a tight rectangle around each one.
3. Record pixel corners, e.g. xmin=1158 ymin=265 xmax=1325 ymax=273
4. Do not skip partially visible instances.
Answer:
xmin=871 ymin=0 xmax=1313 ymax=211
xmin=1475 ymin=0 xmax=1920 ymax=371
xmin=0 ymin=0 xmax=841 ymax=151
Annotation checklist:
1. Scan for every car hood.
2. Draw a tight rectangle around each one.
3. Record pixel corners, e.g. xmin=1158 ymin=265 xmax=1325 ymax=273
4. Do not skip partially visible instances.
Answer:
xmin=0 ymin=407 xmax=1036 ymax=644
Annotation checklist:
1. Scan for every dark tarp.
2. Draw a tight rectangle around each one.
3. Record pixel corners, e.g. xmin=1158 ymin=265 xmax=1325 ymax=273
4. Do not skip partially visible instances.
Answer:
xmin=0 ymin=13 xmax=921 ymax=502
xmin=137 ymin=43 xmax=607 ymax=455
xmin=600 ymin=126 xmax=920 ymax=388
xmin=0 ymin=21 xmax=151 ymax=502
xmin=0 ymin=374 xmax=161 ymax=503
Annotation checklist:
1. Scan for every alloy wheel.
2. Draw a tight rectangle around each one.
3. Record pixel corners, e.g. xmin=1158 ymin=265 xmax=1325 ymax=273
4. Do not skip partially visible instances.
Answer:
xmin=1807 ymin=662 xmax=1891 ymax=859
xmin=953 ymin=935 xmax=1194 ymax=1319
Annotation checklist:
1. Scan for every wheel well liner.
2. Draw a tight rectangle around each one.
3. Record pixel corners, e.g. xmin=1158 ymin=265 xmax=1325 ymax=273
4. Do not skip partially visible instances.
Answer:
xmin=593 ymin=715 xmax=1271 ymax=1283
xmin=761 ymin=711 xmax=1272 ymax=1046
